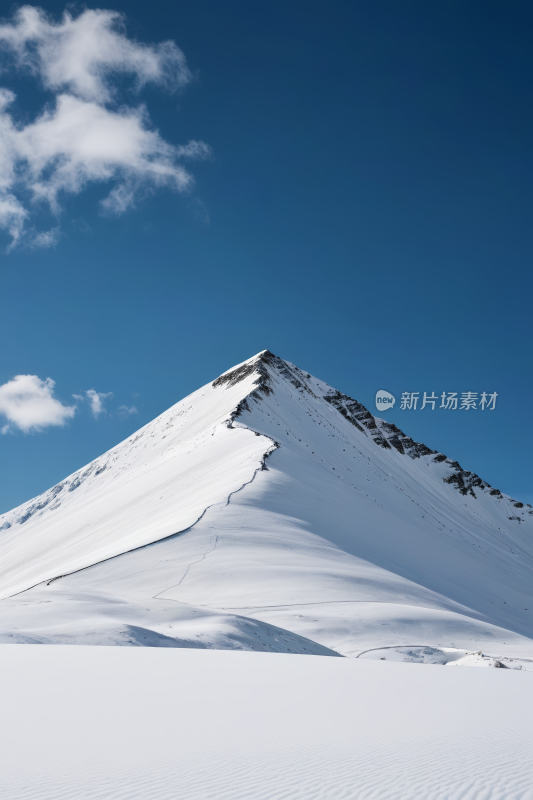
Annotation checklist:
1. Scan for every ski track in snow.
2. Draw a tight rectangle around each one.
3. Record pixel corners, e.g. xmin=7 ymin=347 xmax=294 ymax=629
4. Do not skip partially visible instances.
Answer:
xmin=0 ymin=374 xmax=276 ymax=600
xmin=153 ymin=533 xmax=218 ymax=596
xmin=41 ymin=458 xmax=268 ymax=599
xmin=1 ymin=648 xmax=532 ymax=800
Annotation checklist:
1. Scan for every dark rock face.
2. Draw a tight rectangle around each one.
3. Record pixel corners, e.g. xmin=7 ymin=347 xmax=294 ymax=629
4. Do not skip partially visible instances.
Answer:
xmin=213 ymin=350 xmax=320 ymax=423
xmin=379 ymin=420 xmax=437 ymax=459
xmin=323 ymin=391 xmax=376 ymax=437
xmin=442 ymin=468 xmax=486 ymax=497
xmin=213 ymin=350 xmax=319 ymax=401
xmin=213 ymin=351 xmax=277 ymax=424
xmin=213 ymin=351 xmax=276 ymax=395
xmin=323 ymin=390 xmax=437 ymax=459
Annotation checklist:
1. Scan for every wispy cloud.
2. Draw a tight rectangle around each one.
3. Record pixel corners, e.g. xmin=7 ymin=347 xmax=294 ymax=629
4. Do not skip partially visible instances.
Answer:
xmin=71 ymin=218 xmax=92 ymax=235
xmin=29 ymin=226 xmax=61 ymax=249
xmin=118 ymin=404 xmax=138 ymax=420
xmin=0 ymin=374 xmax=76 ymax=433
xmin=86 ymin=388 xmax=113 ymax=417
xmin=188 ymin=197 xmax=210 ymax=225
xmin=0 ymin=6 xmax=212 ymax=250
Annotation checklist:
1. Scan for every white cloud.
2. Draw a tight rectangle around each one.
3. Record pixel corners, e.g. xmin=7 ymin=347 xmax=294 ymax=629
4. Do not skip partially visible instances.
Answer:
xmin=86 ymin=388 xmax=113 ymax=417
xmin=118 ymin=404 xmax=138 ymax=420
xmin=0 ymin=6 xmax=211 ymax=249
xmin=0 ymin=374 xmax=76 ymax=433
xmin=0 ymin=6 xmax=192 ymax=103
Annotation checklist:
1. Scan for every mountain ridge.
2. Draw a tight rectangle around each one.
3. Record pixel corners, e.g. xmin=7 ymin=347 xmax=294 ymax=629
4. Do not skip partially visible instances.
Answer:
xmin=222 ymin=349 xmax=529 ymax=505
xmin=0 ymin=349 xmax=532 ymax=663
xmin=2 ymin=349 xmax=529 ymax=532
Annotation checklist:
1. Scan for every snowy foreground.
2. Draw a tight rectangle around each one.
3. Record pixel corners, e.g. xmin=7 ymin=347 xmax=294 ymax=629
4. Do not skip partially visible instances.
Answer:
xmin=2 ymin=646 xmax=532 ymax=800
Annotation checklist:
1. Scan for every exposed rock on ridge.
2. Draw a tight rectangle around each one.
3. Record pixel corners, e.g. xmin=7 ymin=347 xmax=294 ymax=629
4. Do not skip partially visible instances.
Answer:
xmin=212 ymin=349 xmax=526 ymax=507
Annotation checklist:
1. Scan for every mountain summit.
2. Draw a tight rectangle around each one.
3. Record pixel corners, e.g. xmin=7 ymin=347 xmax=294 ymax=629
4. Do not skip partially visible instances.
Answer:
xmin=1 ymin=350 xmax=532 ymax=664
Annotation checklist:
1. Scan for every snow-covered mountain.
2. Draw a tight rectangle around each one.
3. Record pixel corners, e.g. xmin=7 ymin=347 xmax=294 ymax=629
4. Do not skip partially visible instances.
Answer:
xmin=1 ymin=350 xmax=532 ymax=666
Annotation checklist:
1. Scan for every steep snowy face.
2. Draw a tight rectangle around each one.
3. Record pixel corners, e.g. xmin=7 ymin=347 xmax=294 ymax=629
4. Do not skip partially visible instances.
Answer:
xmin=224 ymin=350 xmax=528 ymax=506
xmin=197 ymin=350 xmax=533 ymax=641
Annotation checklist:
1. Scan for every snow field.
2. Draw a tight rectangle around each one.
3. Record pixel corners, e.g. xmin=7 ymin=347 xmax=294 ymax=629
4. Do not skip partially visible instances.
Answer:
xmin=1 ymin=646 xmax=532 ymax=800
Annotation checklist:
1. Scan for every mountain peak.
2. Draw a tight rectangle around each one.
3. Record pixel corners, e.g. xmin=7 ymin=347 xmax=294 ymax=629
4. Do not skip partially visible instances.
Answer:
xmin=0 ymin=349 xmax=531 ymax=611
xmin=213 ymin=349 xmax=279 ymax=389
xmin=213 ymin=349 xmax=318 ymax=399
xmin=0 ymin=349 xmax=532 ymax=662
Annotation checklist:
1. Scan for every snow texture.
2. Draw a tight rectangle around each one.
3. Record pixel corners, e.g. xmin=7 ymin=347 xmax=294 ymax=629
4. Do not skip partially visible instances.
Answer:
xmin=1 ymin=646 xmax=532 ymax=800
xmin=1 ymin=350 xmax=532 ymax=665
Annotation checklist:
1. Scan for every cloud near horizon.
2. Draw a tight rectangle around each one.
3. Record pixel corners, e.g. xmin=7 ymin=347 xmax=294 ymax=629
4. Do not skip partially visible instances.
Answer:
xmin=0 ymin=6 xmax=211 ymax=249
xmin=85 ymin=389 xmax=113 ymax=417
xmin=0 ymin=374 xmax=76 ymax=433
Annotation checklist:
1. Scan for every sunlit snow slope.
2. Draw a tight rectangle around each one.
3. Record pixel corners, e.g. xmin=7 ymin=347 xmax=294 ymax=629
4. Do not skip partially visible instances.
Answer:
xmin=1 ymin=350 xmax=532 ymax=663
xmin=0 ymin=365 xmax=275 ymax=599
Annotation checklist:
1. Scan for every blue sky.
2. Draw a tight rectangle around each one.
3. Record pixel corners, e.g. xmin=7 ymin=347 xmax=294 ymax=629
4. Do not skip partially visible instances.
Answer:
xmin=0 ymin=0 xmax=532 ymax=512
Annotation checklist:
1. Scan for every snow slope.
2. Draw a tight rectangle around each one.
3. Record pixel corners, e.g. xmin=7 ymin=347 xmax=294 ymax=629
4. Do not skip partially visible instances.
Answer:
xmin=1 ymin=646 xmax=532 ymax=800
xmin=0 ymin=363 xmax=274 ymax=599
xmin=1 ymin=350 xmax=532 ymax=662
